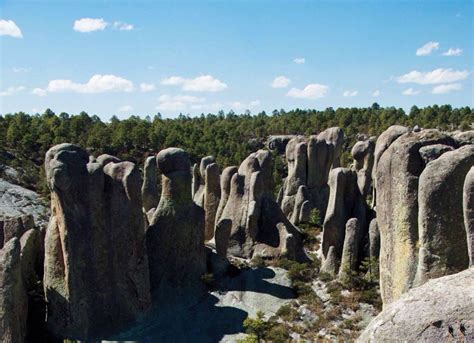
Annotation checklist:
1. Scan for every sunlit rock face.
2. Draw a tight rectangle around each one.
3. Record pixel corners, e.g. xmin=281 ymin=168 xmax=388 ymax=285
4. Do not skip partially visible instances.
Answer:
xmin=215 ymin=150 xmax=308 ymax=262
xmin=43 ymin=143 xmax=150 ymax=340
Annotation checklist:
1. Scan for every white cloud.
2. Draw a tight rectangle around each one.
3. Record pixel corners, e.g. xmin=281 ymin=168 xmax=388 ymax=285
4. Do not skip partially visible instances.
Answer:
xmin=140 ymin=83 xmax=156 ymax=92
xmin=287 ymin=84 xmax=329 ymax=99
xmin=442 ymin=48 xmax=462 ymax=56
xmin=229 ymin=100 xmax=261 ymax=110
xmin=416 ymin=41 xmax=439 ymax=56
xmin=156 ymin=94 xmax=205 ymax=112
xmin=372 ymin=90 xmax=380 ymax=97
xmin=41 ymin=74 xmax=133 ymax=94
xmin=432 ymin=83 xmax=462 ymax=94
xmin=402 ymin=88 xmax=420 ymax=96
xmin=32 ymin=88 xmax=47 ymax=96
xmin=118 ymin=105 xmax=133 ymax=112
xmin=271 ymin=76 xmax=291 ymax=88
xmin=343 ymin=90 xmax=358 ymax=97
xmin=12 ymin=67 xmax=29 ymax=73
xmin=113 ymin=21 xmax=134 ymax=31
xmin=293 ymin=58 xmax=305 ymax=64
xmin=0 ymin=20 xmax=22 ymax=38
xmin=161 ymin=75 xmax=227 ymax=92
xmin=0 ymin=86 xmax=25 ymax=96
xmin=396 ymin=68 xmax=469 ymax=85
xmin=73 ymin=18 xmax=108 ymax=32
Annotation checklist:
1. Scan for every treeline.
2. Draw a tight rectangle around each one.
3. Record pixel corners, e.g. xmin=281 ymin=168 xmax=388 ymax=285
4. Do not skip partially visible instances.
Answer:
xmin=0 ymin=103 xmax=472 ymax=195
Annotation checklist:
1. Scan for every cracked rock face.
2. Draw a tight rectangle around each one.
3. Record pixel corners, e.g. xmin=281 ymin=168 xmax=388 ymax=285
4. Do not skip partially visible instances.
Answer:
xmin=44 ymin=143 xmax=150 ymax=340
xmin=357 ymin=267 xmax=474 ymax=342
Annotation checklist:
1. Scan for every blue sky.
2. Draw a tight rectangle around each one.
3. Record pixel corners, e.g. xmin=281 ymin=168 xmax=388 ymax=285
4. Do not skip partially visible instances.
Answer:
xmin=0 ymin=0 xmax=472 ymax=119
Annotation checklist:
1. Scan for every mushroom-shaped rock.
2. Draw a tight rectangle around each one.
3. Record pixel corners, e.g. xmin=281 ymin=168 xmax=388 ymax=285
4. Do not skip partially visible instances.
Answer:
xmin=147 ymin=148 xmax=206 ymax=305
xmin=414 ymin=145 xmax=474 ymax=286
xmin=142 ymin=155 xmax=160 ymax=212
xmin=44 ymin=143 xmax=150 ymax=340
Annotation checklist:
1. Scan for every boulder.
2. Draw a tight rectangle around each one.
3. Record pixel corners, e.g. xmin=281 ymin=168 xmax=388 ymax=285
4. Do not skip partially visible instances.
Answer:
xmin=320 ymin=245 xmax=338 ymax=276
xmin=147 ymin=148 xmax=206 ymax=305
xmin=215 ymin=166 xmax=238 ymax=225
xmin=141 ymin=156 xmax=160 ymax=212
xmin=368 ymin=218 xmax=380 ymax=260
xmin=267 ymin=135 xmax=296 ymax=154
xmin=317 ymin=127 xmax=344 ymax=168
xmin=43 ymin=143 xmax=150 ymax=339
xmin=464 ymin=167 xmax=474 ymax=266
xmin=338 ymin=218 xmax=360 ymax=280
xmin=414 ymin=145 xmax=474 ymax=286
xmin=376 ymin=129 xmax=456 ymax=305
xmin=358 ymin=267 xmax=474 ymax=342
xmin=351 ymin=138 xmax=375 ymax=198
xmin=0 ymin=238 xmax=28 ymax=343
xmin=418 ymin=144 xmax=454 ymax=165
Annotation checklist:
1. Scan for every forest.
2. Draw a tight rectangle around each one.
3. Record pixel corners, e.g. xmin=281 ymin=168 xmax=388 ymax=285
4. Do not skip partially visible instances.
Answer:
xmin=1 ymin=103 xmax=472 ymax=195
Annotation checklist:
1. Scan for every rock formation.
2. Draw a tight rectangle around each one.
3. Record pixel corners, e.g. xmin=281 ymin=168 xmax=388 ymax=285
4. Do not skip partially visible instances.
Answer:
xmin=141 ymin=155 xmax=160 ymax=213
xmin=0 ymin=238 xmax=28 ymax=343
xmin=414 ymin=145 xmax=474 ymax=286
xmin=147 ymin=148 xmax=206 ymax=304
xmin=0 ymin=214 xmax=33 ymax=248
xmin=320 ymin=245 xmax=338 ymax=276
xmin=375 ymin=129 xmax=457 ymax=305
xmin=351 ymin=138 xmax=375 ymax=198
xmin=215 ymin=150 xmax=307 ymax=262
xmin=267 ymin=135 xmax=296 ymax=154
xmin=338 ymin=218 xmax=360 ymax=280
xmin=371 ymin=125 xmax=410 ymax=208
xmin=321 ymin=168 xmax=368 ymax=262
xmin=192 ymin=156 xmax=221 ymax=241
xmin=279 ymin=127 xmax=343 ymax=224
xmin=43 ymin=143 xmax=150 ymax=340
xmin=215 ymin=166 xmax=238 ymax=225
xmin=368 ymin=218 xmax=380 ymax=260
xmin=464 ymin=167 xmax=474 ymax=266
xmin=358 ymin=267 xmax=474 ymax=342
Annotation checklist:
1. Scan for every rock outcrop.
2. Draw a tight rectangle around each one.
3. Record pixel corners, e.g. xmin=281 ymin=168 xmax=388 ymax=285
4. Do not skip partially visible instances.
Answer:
xmin=368 ymin=218 xmax=380 ymax=260
xmin=414 ymin=145 xmax=474 ymax=286
xmin=141 ymin=155 xmax=160 ymax=213
xmin=0 ymin=238 xmax=28 ymax=343
xmin=338 ymin=218 xmax=360 ymax=280
xmin=215 ymin=150 xmax=307 ymax=262
xmin=358 ymin=267 xmax=474 ymax=342
xmin=279 ymin=127 xmax=344 ymax=224
xmin=43 ymin=143 xmax=150 ymax=340
xmin=464 ymin=167 xmax=474 ymax=266
xmin=376 ymin=129 xmax=456 ymax=305
xmin=147 ymin=148 xmax=206 ymax=304
xmin=351 ymin=138 xmax=375 ymax=198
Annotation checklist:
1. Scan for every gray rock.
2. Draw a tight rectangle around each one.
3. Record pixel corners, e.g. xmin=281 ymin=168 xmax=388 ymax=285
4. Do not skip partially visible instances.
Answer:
xmin=338 ymin=218 xmax=360 ymax=280
xmin=368 ymin=218 xmax=380 ymax=260
xmin=147 ymin=148 xmax=206 ymax=305
xmin=96 ymin=153 xmax=121 ymax=166
xmin=376 ymin=129 xmax=456 ymax=305
xmin=317 ymin=127 xmax=344 ymax=168
xmin=320 ymin=245 xmax=338 ymax=276
xmin=204 ymin=163 xmax=221 ymax=241
xmin=415 ymin=145 xmax=474 ymax=286
xmin=371 ymin=125 xmax=410 ymax=208
xmin=0 ymin=214 xmax=32 ymax=248
xmin=44 ymin=143 xmax=150 ymax=339
xmin=215 ymin=150 xmax=307 ymax=262
xmin=0 ymin=238 xmax=28 ymax=343
xmin=0 ymin=179 xmax=49 ymax=229
xmin=418 ymin=144 xmax=454 ymax=165
xmin=267 ymin=135 xmax=296 ymax=154
xmin=357 ymin=267 xmax=474 ymax=342
xmin=351 ymin=138 xmax=375 ymax=198
xmin=453 ymin=130 xmax=474 ymax=146
xmin=141 ymin=156 xmax=160 ymax=212
xmin=464 ymin=167 xmax=474 ymax=266
xmin=19 ymin=228 xmax=40 ymax=291
xmin=215 ymin=166 xmax=238 ymax=225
